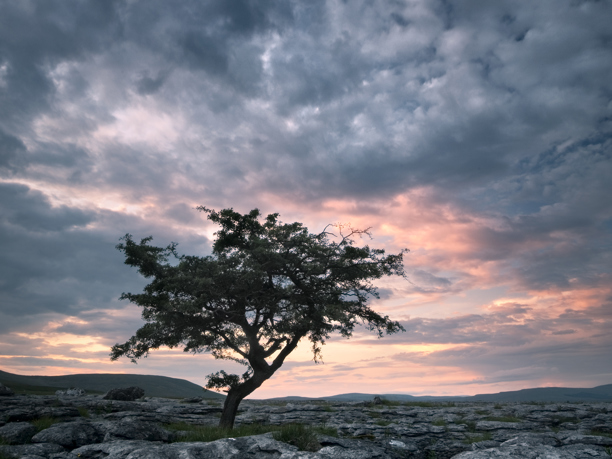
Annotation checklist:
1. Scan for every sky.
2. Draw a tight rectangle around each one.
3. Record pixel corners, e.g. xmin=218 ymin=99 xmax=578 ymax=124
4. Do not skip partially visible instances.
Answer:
xmin=1 ymin=0 xmax=611 ymax=399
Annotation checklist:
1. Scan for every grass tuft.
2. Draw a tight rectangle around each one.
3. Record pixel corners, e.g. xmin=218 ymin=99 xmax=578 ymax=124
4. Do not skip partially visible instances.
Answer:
xmin=463 ymin=432 xmax=492 ymax=444
xmin=77 ymin=406 xmax=90 ymax=418
xmin=31 ymin=416 xmax=62 ymax=432
xmin=165 ymin=422 xmax=336 ymax=451
xmin=484 ymin=416 xmax=521 ymax=423
xmin=402 ymin=401 xmax=455 ymax=408
xmin=463 ymin=421 xmax=477 ymax=432
xmin=590 ymin=430 xmax=612 ymax=439
xmin=375 ymin=420 xmax=392 ymax=426
xmin=272 ymin=424 xmax=322 ymax=452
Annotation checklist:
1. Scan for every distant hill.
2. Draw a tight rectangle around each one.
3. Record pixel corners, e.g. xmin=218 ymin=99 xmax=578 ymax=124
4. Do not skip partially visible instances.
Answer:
xmin=470 ymin=384 xmax=612 ymax=402
xmin=0 ymin=369 xmax=225 ymax=399
xmin=262 ymin=384 xmax=612 ymax=403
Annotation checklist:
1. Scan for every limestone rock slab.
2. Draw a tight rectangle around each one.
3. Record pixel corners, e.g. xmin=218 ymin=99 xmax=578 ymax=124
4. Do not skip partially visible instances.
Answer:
xmin=32 ymin=421 xmax=103 ymax=449
xmin=0 ymin=421 xmax=38 ymax=444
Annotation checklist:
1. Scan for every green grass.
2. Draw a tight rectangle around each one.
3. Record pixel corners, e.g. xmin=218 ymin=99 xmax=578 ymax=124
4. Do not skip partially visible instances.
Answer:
xmin=463 ymin=432 xmax=492 ymax=444
xmin=475 ymin=410 xmax=490 ymax=415
xmin=31 ymin=417 xmax=62 ymax=432
xmin=0 ymin=380 xmax=64 ymax=396
xmin=77 ymin=406 xmax=90 ymax=418
xmin=590 ymin=430 xmax=612 ymax=439
xmin=462 ymin=421 xmax=477 ymax=432
xmin=402 ymin=401 xmax=455 ymax=408
xmin=550 ymin=415 xmax=578 ymax=425
xmin=493 ymin=404 xmax=504 ymax=409
xmin=368 ymin=411 xmax=382 ymax=418
xmin=0 ymin=379 xmax=103 ymax=396
xmin=484 ymin=416 xmax=521 ymax=423
xmin=273 ymin=424 xmax=334 ymax=452
xmin=432 ymin=419 xmax=447 ymax=427
xmin=377 ymin=399 xmax=401 ymax=407
xmin=164 ymin=422 xmax=337 ymax=451
xmin=351 ymin=433 xmax=376 ymax=440
xmin=375 ymin=420 xmax=392 ymax=426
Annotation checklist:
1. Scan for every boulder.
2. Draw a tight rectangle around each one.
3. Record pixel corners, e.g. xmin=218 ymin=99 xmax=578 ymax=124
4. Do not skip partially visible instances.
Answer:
xmin=100 ymin=419 xmax=173 ymax=442
xmin=0 ymin=422 xmax=38 ymax=444
xmin=55 ymin=387 xmax=86 ymax=396
xmin=31 ymin=421 xmax=103 ymax=449
xmin=0 ymin=442 xmax=65 ymax=458
xmin=103 ymin=386 xmax=145 ymax=401
xmin=0 ymin=383 xmax=14 ymax=396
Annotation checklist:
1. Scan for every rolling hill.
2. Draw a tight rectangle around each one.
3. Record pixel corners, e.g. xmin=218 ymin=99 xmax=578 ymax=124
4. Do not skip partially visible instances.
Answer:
xmin=0 ymin=369 xmax=225 ymax=399
xmin=263 ymin=384 xmax=612 ymax=403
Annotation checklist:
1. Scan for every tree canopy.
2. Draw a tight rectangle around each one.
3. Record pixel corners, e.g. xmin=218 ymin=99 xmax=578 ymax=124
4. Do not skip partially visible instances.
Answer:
xmin=111 ymin=207 xmax=407 ymax=428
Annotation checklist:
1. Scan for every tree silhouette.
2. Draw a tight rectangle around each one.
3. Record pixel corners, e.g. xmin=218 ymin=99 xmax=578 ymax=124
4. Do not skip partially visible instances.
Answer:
xmin=111 ymin=207 xmax=406 ymax=428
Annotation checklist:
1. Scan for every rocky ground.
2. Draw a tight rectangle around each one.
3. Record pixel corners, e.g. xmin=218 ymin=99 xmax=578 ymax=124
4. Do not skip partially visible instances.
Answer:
xmin=1 ymin=391 xmax=612 ymax=458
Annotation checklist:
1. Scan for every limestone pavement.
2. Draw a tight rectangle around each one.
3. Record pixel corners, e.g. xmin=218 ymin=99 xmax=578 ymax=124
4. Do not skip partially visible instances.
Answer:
xmin=1 ymin=390 xmax=611 ymax=458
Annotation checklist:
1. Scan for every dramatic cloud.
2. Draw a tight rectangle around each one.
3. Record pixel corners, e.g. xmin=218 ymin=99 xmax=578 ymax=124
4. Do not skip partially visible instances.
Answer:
xmin=0 ymin=0 xmax=611 ymax=398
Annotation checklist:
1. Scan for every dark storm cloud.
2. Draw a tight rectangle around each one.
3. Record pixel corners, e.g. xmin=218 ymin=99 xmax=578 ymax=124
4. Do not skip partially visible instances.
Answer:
xmin=0 ymin=182 xmax=94 ymax=232
xmin=0 ymin=187 xmax=119 ymax=318
xmin=0 ymin=0 xmax=121 ymax=128
xmin=0 ymin=182 xmax=186 ymax=328
xmin=0 ymin=128 xmax=26 ymax=171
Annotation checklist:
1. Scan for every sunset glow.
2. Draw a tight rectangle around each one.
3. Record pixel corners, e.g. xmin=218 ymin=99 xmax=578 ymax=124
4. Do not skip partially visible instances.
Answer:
xmin=0 ymin=0 xmax=611 ymax=399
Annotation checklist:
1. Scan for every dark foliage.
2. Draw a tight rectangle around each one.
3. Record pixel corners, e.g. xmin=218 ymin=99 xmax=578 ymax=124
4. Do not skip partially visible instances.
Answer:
xmin=111 ymin=207 xmax=406 ymax=427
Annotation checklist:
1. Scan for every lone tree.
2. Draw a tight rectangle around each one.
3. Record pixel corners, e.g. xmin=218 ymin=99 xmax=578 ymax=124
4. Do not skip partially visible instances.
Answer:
xmin=111 ymin=207 xmax=406 ymax=428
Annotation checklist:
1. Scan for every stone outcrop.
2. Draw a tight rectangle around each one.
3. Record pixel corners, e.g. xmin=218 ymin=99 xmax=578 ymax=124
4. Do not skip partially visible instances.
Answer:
xmin=54 ymin=388 xmax=85 ymax=397
xmin=1 ymin=389 xmax=611 ymax=458
xmin=103 ymin=386 xmax=145 ymax=401
xmin=0 ymin=383 xmax=14 ymax=396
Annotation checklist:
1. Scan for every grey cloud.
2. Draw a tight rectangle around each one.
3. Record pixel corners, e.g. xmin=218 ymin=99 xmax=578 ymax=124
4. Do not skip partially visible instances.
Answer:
xmin=0 ymin=128 xmax=26 ymax=171
xmin=135 ymin=70 xmax=169 ymax=96
xmin=409 ymin=269 xmax=454 ymax=294
xmin=359 ymin=301 xmax=611 ymax=348
xmin=0 ymin=0 xmax=121 ymax=127
xmin=552 ymin=329 xmax=576 ymax=335
xmin=0 ymin=182 xmax=94 ymax=232
xmin=0 ymin=183 xmax=168 ymax=323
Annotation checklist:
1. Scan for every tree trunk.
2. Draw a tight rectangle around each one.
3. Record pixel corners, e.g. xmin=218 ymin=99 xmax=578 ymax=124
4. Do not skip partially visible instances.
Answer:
xmin=219 ymin=388 xmax=244 ymax=429
xmin=218 ymin=372 xmax=271 ymax=429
